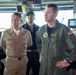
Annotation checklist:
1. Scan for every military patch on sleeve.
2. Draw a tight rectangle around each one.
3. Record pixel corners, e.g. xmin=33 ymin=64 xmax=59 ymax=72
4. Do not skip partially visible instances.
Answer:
xmin=67 ymin=30 xmax=73 ymax=35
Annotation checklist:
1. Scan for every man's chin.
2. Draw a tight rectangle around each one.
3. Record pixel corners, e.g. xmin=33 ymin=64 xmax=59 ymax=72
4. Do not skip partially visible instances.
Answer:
xmin=45 ymin=19 xmax=47 ymax=22
xmin=45 ymin=20 xmax=48 ymax=22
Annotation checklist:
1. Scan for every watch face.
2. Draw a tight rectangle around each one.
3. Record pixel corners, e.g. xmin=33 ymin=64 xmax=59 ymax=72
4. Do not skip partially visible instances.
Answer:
xmin=67 ymin=61 xmax=72 ymax=64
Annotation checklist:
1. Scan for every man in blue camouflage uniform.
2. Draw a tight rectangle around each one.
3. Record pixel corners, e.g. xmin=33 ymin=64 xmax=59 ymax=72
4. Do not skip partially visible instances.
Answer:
xmin=22 ymin=10 xmax=40 ymax=75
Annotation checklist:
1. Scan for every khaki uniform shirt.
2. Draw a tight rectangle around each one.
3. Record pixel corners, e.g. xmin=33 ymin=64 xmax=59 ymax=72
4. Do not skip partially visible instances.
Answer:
xmin=1 ymin=27 xmax=32 ymax=58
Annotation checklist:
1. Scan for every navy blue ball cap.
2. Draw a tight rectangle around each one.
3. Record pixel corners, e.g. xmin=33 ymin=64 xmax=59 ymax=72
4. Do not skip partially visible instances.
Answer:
xmin=26 ymin=10 xmax=35 ymax=16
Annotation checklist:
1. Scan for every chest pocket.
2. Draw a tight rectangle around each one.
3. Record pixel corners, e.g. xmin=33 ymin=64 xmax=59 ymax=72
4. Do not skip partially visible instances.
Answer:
xmin=22 ymin=34 xmax=29 ymax=45
xmin=50 ymin=33 xmax=60 ymax=44
xmin=50 ymin=26 xmax=66 ymax=46
xmin=50 ymin=26 xmax=64 ymax=44
xmin=6 ymin=38 xmax=14 ymax=45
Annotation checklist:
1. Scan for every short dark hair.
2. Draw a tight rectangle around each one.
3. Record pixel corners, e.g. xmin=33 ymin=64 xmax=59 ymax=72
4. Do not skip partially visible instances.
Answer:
xmin=26 ymin=10 xmax=35 ymax=16
xmin=12 ymin=12 xmax=22 ymax=19
xmin=46 ymin=4 xmax=58 ymax=14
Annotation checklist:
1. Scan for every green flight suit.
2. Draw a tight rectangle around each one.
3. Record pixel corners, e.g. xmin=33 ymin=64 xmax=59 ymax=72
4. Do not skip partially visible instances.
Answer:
xmin=36 ymin=20 xmax=76 ymax=75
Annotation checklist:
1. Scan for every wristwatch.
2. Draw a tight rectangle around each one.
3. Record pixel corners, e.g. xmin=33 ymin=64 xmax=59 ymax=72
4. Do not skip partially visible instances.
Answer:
xmin=67 ymin=60 xmax=72 ymax=64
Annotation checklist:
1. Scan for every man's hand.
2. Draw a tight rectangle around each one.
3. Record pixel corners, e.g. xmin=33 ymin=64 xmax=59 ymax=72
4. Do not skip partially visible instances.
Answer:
xmin=56 ymin=61 xmax=70 ymax=68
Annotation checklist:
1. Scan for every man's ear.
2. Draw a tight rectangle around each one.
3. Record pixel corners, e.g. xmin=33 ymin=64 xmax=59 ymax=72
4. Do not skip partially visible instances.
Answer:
xmin=54 ymin=13 xmax=57 ymax=18
xmin=33 ymin=16 xmax=35 ymax=20
xmin=19 ymin=20 xmax=23 ymax=24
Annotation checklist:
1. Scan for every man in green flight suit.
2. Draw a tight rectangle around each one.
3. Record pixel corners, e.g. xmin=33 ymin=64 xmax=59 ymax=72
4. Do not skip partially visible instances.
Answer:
xmin=36 ymin=4 xmax=76 ymax=75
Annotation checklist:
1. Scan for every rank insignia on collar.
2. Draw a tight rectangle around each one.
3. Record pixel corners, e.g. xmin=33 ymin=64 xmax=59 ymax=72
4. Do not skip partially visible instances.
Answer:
xmin=43 ymin=32 xmax=48 ymax=38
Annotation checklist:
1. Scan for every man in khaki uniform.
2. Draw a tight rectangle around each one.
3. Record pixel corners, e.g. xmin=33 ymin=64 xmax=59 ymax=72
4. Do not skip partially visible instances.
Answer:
xmin=0 ymin=12 xmax=32 ymax=75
